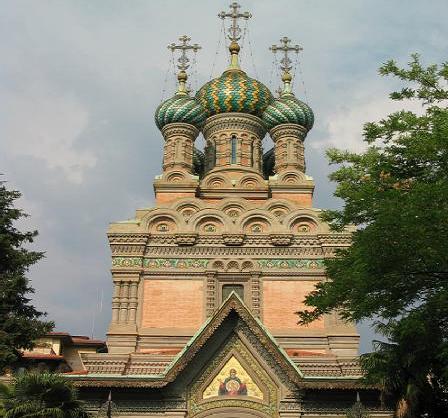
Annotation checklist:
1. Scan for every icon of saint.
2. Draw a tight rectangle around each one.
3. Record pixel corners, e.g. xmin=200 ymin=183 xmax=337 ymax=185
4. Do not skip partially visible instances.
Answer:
xmin=218 ymin=368 xmax=247 ymax=396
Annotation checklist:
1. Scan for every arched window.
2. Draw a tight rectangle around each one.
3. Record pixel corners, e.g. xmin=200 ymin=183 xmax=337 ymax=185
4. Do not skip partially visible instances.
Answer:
xmin=230 ymin=135 xmax=237 ymax=164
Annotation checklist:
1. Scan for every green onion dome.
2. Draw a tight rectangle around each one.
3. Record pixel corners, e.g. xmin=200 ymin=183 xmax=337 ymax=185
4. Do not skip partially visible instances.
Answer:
xmin=262 ymin=91 xmax=314 ymax=132
xmin=195 ymin=69 xmax=274 ymax=117
xmin=155 ymin=92 xmax=206 ymax=130
xmin=155 ymin=70 xmax=206 ymax=130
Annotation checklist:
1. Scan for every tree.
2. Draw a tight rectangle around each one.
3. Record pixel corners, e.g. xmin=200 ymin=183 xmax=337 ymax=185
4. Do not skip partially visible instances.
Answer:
xmin=298 ymin=54 xmax=448 ymax=417
xmin=3 ymin=372 xmax=89 ymax=418
xmin=0 ymin=180 xmax=53 ymax=371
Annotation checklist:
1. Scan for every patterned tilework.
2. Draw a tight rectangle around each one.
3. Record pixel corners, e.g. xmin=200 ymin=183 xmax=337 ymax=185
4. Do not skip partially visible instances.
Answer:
xmin=196 ymin=70 xmax=273 ymax=117
xmin=155 ymin=93 xmax=206 ymax=130
xmin=262 ymin=92 xmax=314 ymax=131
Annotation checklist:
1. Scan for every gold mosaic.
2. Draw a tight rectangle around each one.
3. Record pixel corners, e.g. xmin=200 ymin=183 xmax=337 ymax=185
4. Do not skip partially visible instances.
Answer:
xmin=203 ymin=356 xmax=263 ymax=400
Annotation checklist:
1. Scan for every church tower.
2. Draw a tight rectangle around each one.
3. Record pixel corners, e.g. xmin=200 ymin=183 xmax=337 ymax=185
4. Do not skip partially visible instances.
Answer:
xmin=74 ymin=4 xmax=388 ymax=417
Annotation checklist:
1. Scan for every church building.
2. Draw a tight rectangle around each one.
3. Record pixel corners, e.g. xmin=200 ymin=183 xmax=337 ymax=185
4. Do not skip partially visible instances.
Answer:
xmin=71 ymin=4 xmax=390 ymax=417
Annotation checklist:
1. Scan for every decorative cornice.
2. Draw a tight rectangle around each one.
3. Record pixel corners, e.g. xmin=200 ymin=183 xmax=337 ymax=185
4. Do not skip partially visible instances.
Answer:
xmin=222 ymin=233 xmax=246 ymax=246
xmin=258 ymin=259 xmax=325 ymax=270
xmin=174 ymin=233 xmax=198 ymax=246
xmin=144 ymin=258 xmax=209 ymax=269
xmin=270 ymin=123 xmax=308 ymax=142
xmin=269 ymin=233 xmax=293 ymax=246
xmin=161 ymin=122 xmax=200 ymax=141
xmin=202 ymin=112 xmax=266 ymax=139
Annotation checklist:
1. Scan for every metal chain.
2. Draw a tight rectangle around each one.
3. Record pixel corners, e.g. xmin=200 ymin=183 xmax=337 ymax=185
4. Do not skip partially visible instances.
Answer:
xmin=160 ymin=51 xmax=175 ymax=102
xmin=190 ymin=50 xmax=199 ymax=93
xmin=246 ymin=24 xmax=258 ymax=79
xmin=296 ymin=56 xmax=310 ymax=103
xmin=209 ymin=19 xmax=226 ymax=80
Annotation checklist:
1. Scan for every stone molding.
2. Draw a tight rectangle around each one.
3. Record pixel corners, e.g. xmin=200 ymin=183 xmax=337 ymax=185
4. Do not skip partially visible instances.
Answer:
xmin=202 ymin=113 xmax=266 ymax=139
xmin=222 ymin=233 xmax=246 ymax=246
xmin=270 ymin=124 xmax=308 ymax=143
xmin=174 ymin=233 xmax=198 ymax=246
xmin=161 ymin=122 xmax=200 ymax=141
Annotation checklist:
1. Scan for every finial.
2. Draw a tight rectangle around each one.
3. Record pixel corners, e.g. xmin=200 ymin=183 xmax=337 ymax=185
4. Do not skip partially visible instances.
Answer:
xmin=270 ymin=36 xmax=302 ymax=95
xmin=168 ymin=35 xmax=201 ymax=94
xmin=218 ymin=2 xmax=251 ymax=70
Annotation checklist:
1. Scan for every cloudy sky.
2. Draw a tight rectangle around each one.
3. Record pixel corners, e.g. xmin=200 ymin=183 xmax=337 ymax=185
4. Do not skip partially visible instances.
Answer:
xmin=1 ymin=0 xmax=446 ymax=353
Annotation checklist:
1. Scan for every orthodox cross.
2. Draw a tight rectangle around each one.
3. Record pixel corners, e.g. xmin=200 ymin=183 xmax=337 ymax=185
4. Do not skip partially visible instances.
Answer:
xmin=270 ymin=36 xmax=302 ymax=73
xmin=168 ymin=35 xmax=201 ymax=72
xmin=218 ymin=2 xmax=252 ymax=42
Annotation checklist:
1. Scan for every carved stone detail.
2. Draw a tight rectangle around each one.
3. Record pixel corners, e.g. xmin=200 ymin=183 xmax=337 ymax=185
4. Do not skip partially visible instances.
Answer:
xmin=222 ymin=233 xmax=246 ymax=246
xmin=270 ymin=123 xmax=308 ymax=175
xmin=269 ymin=233 xmax=293 ymax=246
xmin=175 ymin=233 xmax=198 ymax=246
xmin=202 ymin=113 xmax=266 ymax=139
xmin=161 ymin=123 xmax=200 ymax=174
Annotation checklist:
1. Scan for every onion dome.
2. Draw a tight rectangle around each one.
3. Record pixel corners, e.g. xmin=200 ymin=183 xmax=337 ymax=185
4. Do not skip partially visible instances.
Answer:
xmin=262 ymin=72 xmax=314 ymax=132
xmin=155 ymin=71 xmax=206 ymax=130
xmin=196 ymin=42 xmax=273 ymax=117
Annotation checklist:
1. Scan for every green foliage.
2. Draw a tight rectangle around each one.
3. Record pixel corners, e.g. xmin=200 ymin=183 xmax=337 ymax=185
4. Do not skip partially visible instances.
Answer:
xmin=3 ymin=372 xmax=89 ymax=417
xmin=298 ymin=55 xmax=448 ymax=417
xmin=0 ymin=180 xmax=53 ymax=371
xmin=0 ymin=382 xmax=13 ymax=417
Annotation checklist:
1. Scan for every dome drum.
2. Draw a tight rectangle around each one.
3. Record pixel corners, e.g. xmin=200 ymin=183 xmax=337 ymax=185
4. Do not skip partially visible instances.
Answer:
xmin=202 ymin=112 xmax=266 ymax=140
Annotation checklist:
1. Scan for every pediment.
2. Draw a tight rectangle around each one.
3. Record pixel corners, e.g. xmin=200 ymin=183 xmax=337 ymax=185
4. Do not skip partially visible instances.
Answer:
xmin=163 ymin=292 xmax=303 ymax=388
xmin=188 ymin=333 xmax=278 ymax=417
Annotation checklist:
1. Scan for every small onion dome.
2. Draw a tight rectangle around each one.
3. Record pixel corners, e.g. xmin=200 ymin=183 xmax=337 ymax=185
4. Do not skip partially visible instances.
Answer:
xmin=262 ymin=91 xmax=314 ymax=132
xmin=262 ymin=72 xmax=314 ymax=131
xmin=196 ymin=69 xmax=273 ymax=117
xmin=155 ymin=71 xmax=206 ymax=130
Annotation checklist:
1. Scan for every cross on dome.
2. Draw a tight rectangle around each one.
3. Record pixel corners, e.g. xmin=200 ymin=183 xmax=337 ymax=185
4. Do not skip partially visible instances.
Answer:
xmin=218 ymin=2 xmax=252 ymax=43
xmin=168 ymin=35 xmax=201 ymax=72
xmin=270 ymin=36 xmax=302 ymax=74
xmin=167 ymin=35 xmax=201 ymax=93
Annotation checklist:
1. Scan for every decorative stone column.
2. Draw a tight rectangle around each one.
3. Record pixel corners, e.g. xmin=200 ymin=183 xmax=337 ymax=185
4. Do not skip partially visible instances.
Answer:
xmin=270 ymin=123 xmax=307 ymax=174
xmin=161 ymin=122 xmax=200 ymax=174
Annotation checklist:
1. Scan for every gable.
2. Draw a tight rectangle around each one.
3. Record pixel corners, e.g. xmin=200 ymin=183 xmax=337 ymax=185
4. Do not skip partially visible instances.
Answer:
xmin=188 ymin=333 xmax=278 ymax=417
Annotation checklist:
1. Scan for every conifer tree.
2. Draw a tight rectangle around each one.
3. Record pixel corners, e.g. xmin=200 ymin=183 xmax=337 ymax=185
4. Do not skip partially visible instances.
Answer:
xmin=0 ymin=180 xmax=53 ymax=371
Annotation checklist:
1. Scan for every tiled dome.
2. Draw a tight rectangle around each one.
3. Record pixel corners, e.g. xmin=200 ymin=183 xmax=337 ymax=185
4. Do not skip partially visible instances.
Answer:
xmin=262 ymin=91 xmax=314 ymax=132
xmin=196 ymin=69 xmax=273 ymax=118
xmin=155 ymin=93 xmax=206 ymax=130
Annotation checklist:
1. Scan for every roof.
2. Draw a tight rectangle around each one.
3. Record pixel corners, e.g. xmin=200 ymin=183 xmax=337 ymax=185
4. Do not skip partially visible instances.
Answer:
xmin=45 ymin=332 xmax=106 ymax=347
xmin=69 ymin=292 xmax=365 ymax=389
xmin=21 ymin=353 xmax=64 ymax=361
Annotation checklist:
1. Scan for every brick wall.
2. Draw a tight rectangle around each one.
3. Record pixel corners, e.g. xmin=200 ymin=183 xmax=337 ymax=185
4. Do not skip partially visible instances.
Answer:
xmin=141 ymin=279 xmax=203 ymax=329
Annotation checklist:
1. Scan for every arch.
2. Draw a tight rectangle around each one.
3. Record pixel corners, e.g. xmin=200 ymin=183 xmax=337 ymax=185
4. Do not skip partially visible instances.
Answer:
xmin=203 ymin=174 xmax=232 ymax=189
xmin=239 ymin=210 xmax=280 ymax=234
xmin=173 ymin=200 xmax=204 ymax=220
xmin=212 ymin=260 xmax=225 ymax=270
xmin=284 ymin=211 xmax=321 ymax=234
xmin=165 ymin=171 xmax=187 ymax=183
xmin=198 ymin=218 xmax=225 ymax=234
xmin=226 ymin=260 xmax=241 ymax=272
xmin=143 ymin=209 xmax=185 ymax=233
xmin=277 ymin=171 xmax=306 ymax=184
xmin=238 ymin=174 xmax=264 ymax=189
xmin=241 ymin=261 xmax=254 ymax=271
xmin=264 ymin=200 xmax=295 ymax=219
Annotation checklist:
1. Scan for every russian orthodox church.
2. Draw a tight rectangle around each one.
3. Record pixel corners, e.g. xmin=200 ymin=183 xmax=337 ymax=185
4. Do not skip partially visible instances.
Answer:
xmin=72 ymin=3 xmax=390 ymax=417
